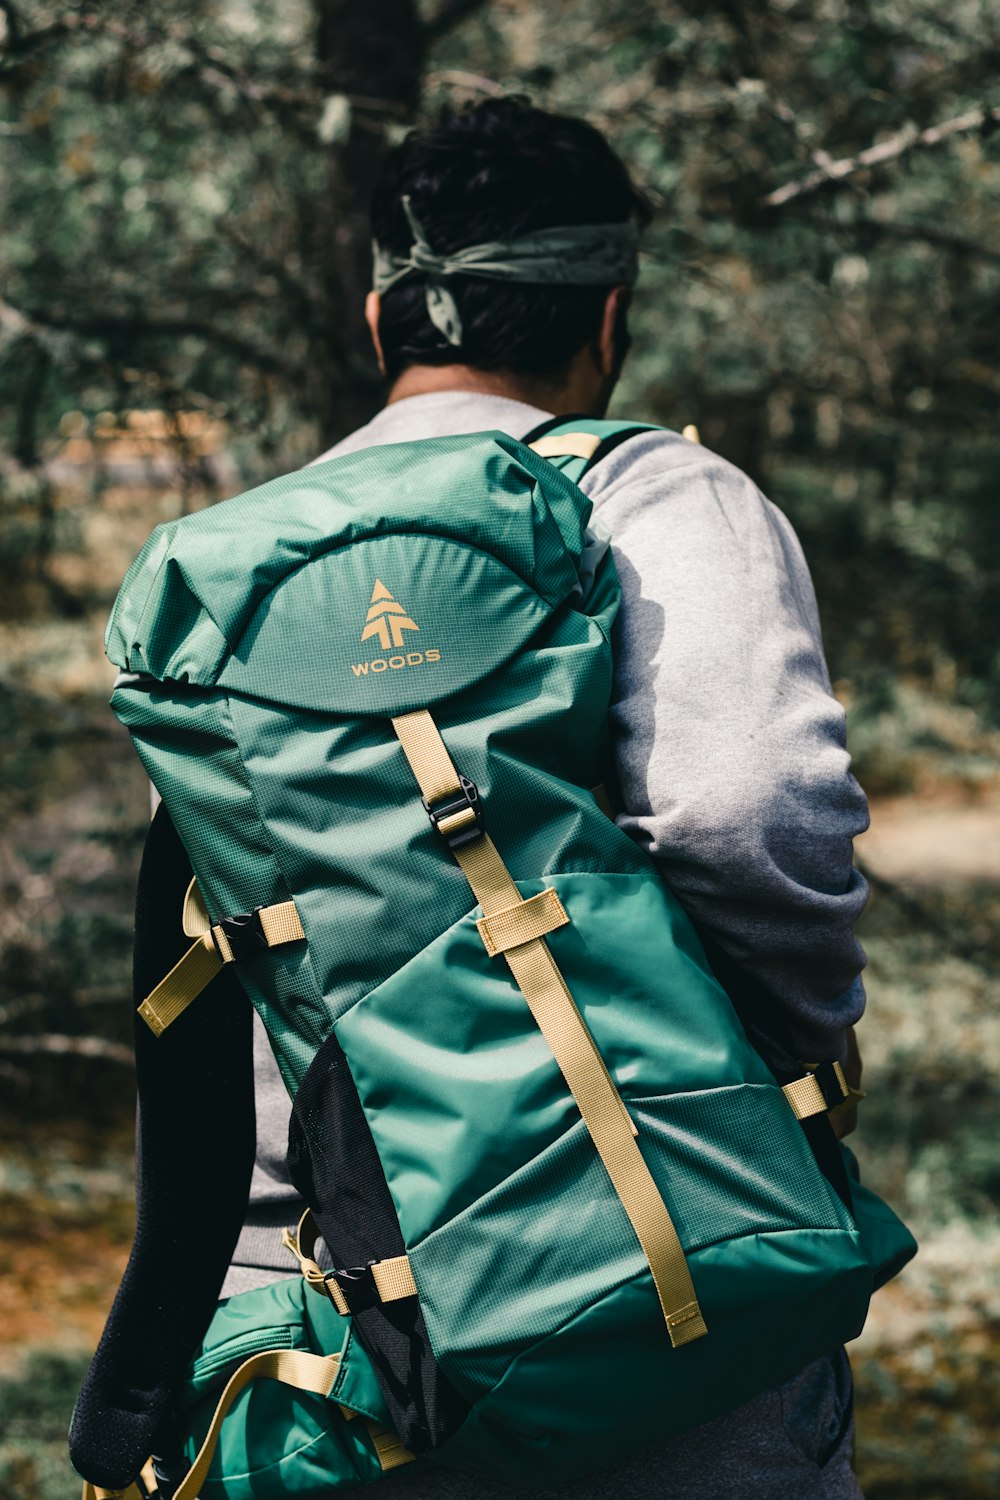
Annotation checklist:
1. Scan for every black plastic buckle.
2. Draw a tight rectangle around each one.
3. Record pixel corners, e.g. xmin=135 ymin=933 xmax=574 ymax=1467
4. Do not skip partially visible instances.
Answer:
xmin=813 ymin=1060 xmax=850 ymax=1111
xmin=150 ymin=1451 xmax=187 ymax=1498
xmin=214 ymin=907 xmax=268 ymax=962
xmin=330 ymin=1261 xmax=380 ymax=1315
xmin=422 ymin=776 xmax=485 ymax=850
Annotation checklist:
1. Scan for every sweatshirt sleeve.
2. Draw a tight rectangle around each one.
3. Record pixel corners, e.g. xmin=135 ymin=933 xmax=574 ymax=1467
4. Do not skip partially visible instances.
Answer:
xmin=581 ymin=431 xmax=869 ymax=1063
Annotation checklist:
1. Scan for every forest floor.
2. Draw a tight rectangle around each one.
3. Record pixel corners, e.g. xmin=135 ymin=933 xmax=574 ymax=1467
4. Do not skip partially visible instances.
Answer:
xmin=0 ymin=477 xmax=997 ymax=1498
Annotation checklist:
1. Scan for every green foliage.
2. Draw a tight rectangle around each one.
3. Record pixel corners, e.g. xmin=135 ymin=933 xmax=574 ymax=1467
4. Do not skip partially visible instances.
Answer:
xmin=0 ymin=1351 xmax=90 ymax=1500
xmin=850 ymin=877 xmax=1000 ymax=1498
xmin=3 ymin=0 xmax=999 ymax=742
xmin=431 ymin=0 xmax=1000 ymax=727
xmin=0 ymin=1 xmax=338 ymax=461
xmin=2 ymin=13 xmax=998 ymax=1495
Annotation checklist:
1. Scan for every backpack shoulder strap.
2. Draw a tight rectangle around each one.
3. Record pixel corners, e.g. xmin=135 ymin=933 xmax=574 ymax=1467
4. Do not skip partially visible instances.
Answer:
xmin=521 ymin=414 xmax=663 ymax=486
xmin=70 ymin=806 xmax=256 ymax=1492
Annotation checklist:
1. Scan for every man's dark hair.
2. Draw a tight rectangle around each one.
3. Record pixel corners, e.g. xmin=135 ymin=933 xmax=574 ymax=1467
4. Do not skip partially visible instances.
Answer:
xmin=370 ymin=97 xmax=652 ymax=385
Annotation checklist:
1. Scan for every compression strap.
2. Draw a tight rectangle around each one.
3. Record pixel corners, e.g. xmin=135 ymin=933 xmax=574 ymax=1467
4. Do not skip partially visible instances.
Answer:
xmin=137 ymin=881 xmax=305 ymax=1036
xmin=391 ymin=709 xmax=707 ymax=1349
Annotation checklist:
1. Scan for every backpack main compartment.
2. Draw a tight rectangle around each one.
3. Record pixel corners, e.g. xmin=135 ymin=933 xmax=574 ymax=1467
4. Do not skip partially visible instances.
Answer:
xmin=90 ymin=430 xmax=881 ymax=1490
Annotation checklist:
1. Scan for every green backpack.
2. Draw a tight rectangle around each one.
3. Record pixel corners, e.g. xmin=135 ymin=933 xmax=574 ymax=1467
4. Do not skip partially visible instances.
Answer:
xmin=72 ymin=420 xmax=915 ymax=1500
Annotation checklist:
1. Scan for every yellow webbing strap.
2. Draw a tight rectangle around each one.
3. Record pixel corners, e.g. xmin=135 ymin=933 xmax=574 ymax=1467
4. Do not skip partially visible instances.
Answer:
xmin=170 ymin=1348 xmax=341 ymax=1500
xmin=528 ymin=431 xmax=603 ymax=461
xmin=782 ymin=1062 xmax=861 ymax=1120
xmin=283 ymin=1208 xmax=418 ymax=1317
xmin=80 ymin=1360 xmax=415 ymax=1496
xmin=371 ymin=1254 xmax=420 ymax=1304
xmin=366 ymin=1420 xmax=417 ymax=1472
xmin=210 ymin=902 xmax=305 ymax=965
xmin=326 ymin=1279 xmax=352 ymax=1316
xmin=390 ymin=711 xmax=707 ymax=1349
xmin=281 ymin=1207 xmax=330 ymax=1295
xmin=137 ymin=933 xmax=223 ymax=1038
xmin=138 ymin=898 xmax=305 ymax=1036
xmin=82 ymin=1458 xmax=158 ymax=1499
xmin=182 ymin=875 xmax=211 ymax=936
xmin=477 ymin=887 xmax=569 ymax=957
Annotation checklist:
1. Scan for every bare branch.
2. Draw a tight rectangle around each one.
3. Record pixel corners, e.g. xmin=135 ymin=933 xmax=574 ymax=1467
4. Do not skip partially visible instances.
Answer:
xmin=853 ymin=217 xmax=1000 ymax=266
xmin=0 ymin=3 xmax=87 ymax=76
xmin=425 ymin=69 xmax=505 ymax=98
xmin=217 ymin=222 xmax=317 ymax=322
xmin=0 ymin=1033 xmax=133 ymax=1064
xmin=0 ymin=11 xmax=313 ymax=133
xmin=0 ymin=293 xmax=293 ymax=376
xmin=0 ymin=292 xmax=36 ymax=340
xmin=761 ymin=104 xmax=1000 ymax=209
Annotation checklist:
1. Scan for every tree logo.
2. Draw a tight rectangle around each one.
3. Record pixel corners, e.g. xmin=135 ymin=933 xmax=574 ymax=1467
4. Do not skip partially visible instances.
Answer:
xmin=360 ymin=579 xmax=420 ymax=651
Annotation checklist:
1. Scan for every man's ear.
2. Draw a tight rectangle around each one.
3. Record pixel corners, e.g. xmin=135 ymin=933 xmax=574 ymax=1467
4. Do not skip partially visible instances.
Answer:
xmin=365 ymin=291 xmax=386 ymax=376
xmin=596 ymin=285 xmax=632 ymax=379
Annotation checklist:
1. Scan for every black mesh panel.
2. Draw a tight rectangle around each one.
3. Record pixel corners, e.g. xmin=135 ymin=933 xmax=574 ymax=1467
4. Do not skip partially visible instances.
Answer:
xmin=287 ymin=1028 xmax=469 ymax=1452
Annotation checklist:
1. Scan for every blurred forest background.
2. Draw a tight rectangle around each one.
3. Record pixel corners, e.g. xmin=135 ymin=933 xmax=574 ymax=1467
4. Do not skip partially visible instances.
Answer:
xmin=1 ymin=1 xmax=998 ymax=1496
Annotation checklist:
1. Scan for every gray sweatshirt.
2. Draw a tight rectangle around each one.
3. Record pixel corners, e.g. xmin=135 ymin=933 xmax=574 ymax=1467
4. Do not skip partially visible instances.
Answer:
xmin=223 ymin=389 xmax=868 ymax=1290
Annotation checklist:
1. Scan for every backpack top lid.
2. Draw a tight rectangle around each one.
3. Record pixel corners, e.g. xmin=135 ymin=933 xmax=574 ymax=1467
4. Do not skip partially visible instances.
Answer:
xmin=104 ymin=431 xmax=598 ymax=717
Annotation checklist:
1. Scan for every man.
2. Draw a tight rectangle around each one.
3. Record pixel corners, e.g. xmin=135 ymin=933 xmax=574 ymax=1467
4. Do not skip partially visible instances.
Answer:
xmin=223 ymin=97 xmax=869 ymax=1498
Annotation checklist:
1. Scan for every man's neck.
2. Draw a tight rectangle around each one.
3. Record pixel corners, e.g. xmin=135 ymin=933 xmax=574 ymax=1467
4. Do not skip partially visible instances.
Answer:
xmin=385 ymin=362 xmax=605 ymax=416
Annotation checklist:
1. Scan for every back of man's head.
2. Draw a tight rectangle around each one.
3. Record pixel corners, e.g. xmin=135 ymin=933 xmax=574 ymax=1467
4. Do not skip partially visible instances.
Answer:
xmin=370 ymin=97 xmax=651 ymax=388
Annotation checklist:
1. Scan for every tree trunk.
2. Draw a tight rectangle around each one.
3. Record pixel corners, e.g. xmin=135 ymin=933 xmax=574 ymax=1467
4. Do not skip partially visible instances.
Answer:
xmin=312 ymin=0 xmax=425 ymax=442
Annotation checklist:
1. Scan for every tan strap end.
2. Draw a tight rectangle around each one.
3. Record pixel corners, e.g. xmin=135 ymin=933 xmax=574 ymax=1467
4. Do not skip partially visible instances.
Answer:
xmin=366 ymin=1420 xmax=417 ymax=1472
xmin=258 ymin=901 xmax=306 ymax=946
xmin=782 ymin=1061 xmax=862 ymax=1121
xmin=371 ymin=1254 xmax=418 ymax=1304
xmin=137 ymin=933 xmax=222 ymax=1037
xmin=140 ymin=898 xmax=306 ymax=1035
xmin=666 ymin=1299 xmax=710 ymax=1346
xmin=528 ymin=432 xmax=602 ymax=461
